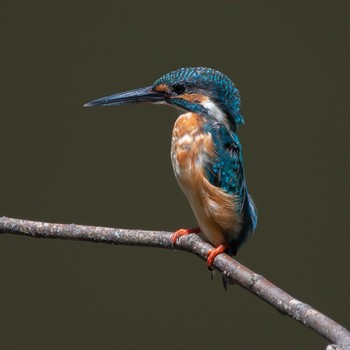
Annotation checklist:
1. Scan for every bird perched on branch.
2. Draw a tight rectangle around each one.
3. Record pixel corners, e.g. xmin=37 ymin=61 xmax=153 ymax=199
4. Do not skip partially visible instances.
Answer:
xmin=85 ymin=67 xmax=257 ymax=269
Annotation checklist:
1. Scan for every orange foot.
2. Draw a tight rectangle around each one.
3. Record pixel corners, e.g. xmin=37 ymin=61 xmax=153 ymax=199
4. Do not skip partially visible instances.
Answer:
xmin=207 ymin=244 xmax=228 ymax=269
xmin=171 ymin=227 xmax=201 ymax=245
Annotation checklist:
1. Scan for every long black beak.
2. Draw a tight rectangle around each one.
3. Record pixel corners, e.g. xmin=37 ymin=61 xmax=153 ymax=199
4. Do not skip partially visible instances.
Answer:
xmin=84 ymin=86 xmax=165 ymax=107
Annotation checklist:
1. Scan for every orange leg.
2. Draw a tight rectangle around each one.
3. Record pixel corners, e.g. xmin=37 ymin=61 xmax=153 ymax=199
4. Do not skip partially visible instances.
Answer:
xmin=207 ymin=244 xmax=228 ymax=269
xmin=171 ymin=227 xmax=201 ymax=245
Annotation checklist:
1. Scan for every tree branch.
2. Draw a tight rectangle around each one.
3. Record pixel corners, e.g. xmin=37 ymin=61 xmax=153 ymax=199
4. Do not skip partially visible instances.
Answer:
xmin=0 ymin=216 xmax=349 ymax=350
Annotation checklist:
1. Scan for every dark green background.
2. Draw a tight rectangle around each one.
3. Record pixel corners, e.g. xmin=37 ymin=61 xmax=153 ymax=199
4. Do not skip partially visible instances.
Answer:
xmin=1 ymin=1 xmax=349 ymax=349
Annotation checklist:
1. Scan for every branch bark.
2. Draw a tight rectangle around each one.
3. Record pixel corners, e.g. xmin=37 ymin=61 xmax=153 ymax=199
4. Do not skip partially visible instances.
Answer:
xmin=0 ymin=216 xmax=349 ymax=350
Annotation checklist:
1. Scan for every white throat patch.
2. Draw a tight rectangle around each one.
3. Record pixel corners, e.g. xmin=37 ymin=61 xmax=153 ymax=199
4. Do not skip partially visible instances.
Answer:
xmin=202 ymin=100 xmax=227 ymax=125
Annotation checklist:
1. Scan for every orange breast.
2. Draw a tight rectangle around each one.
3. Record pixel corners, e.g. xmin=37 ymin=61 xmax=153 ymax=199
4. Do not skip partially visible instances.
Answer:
xmin=171 ymin=112 xmax=214 ymax=184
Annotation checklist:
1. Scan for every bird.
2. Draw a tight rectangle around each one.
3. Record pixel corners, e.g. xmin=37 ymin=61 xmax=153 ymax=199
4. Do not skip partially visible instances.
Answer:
xmin=84 ymin=67 xmax=257 ymax=270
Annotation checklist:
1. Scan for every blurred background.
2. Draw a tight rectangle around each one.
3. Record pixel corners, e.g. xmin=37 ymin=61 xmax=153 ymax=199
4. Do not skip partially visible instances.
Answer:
xmin=1 ymin=1 xmax=349 ymax=349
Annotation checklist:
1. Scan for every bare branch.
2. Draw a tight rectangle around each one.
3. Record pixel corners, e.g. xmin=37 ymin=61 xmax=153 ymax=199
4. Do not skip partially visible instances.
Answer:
xmin=0 ymin=216 xmax=349 ymax=350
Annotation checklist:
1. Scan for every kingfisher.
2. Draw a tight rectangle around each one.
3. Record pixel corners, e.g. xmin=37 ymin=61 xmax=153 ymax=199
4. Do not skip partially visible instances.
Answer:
xmin=84 ymin=67 xmax=257 ymax=269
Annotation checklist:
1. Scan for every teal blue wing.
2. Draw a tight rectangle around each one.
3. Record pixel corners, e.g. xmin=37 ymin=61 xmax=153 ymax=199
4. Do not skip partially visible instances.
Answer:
xmin=205 ymin=123 xmax=246 ymax=211
xmin=205 ymin=122 xmax=257 ymax=252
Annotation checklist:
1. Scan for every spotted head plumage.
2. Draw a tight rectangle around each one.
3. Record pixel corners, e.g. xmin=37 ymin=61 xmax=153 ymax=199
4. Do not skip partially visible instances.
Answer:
xmin=153 ymin=67 xmax=244 ymax=131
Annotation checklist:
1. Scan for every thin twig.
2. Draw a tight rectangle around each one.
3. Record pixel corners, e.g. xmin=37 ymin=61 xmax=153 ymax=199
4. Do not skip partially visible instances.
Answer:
xmin=0 ymin=216 xmax=349 ymax=350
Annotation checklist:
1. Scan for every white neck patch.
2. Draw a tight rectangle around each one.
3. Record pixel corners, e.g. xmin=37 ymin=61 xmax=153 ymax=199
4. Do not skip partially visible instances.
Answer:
xmin=202 ymin=100 xmax=227 ymax=125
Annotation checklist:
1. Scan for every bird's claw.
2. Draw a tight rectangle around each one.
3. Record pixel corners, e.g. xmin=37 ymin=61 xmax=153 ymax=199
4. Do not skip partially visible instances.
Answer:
xmin=206 ymin=244 xmax=228 ymax=269
xmin=171 ymin=227 xmax=201 ymax=245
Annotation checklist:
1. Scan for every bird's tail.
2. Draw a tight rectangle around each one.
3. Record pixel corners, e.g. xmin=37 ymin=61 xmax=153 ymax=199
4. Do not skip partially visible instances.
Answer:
xmin=245 ymin=193 xmax=258 ymax=234
xmin=228 ymin=193 xmax=258 ymax=255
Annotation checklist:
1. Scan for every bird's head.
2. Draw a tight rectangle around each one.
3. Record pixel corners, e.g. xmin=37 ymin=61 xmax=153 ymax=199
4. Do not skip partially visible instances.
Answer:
xmin=85 ymin=67 xmax=244 ymax=130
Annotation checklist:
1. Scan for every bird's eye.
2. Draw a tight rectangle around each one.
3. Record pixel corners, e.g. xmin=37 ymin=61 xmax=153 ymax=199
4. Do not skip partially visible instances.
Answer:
xmin=172 ymin=83 xmax=186 ymax=95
